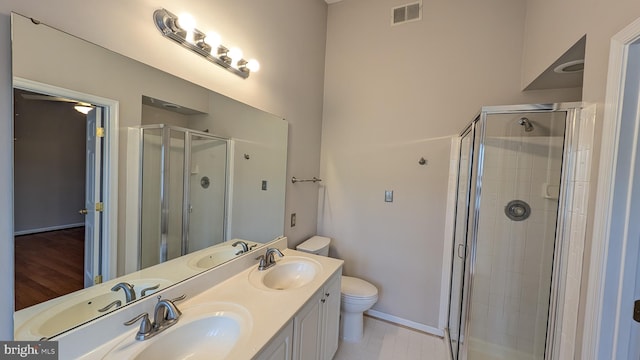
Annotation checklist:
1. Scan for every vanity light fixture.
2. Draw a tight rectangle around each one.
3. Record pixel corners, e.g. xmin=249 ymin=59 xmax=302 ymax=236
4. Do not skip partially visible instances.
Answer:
xmin=153 ymin=8 xmax=260 ymax=79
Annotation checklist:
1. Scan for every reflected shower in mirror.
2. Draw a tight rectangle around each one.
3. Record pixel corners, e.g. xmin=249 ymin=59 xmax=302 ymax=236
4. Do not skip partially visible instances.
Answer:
xmin=12 ymin=12 xmax=287 ymax=340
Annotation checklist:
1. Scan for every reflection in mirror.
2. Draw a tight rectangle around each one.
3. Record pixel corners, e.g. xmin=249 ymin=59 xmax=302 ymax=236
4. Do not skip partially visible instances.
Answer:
xmin=12 ymin=12 xmax=287 ymax=340
xmin=136 ymin=124 xmax=229 ymax=268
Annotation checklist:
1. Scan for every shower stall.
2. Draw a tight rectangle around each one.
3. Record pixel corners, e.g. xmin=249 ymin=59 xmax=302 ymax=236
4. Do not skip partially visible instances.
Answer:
xmin=135 ymin=124 xmax=229 ymax=269
xmin=447 ymin=103 xmax=581 ymax=360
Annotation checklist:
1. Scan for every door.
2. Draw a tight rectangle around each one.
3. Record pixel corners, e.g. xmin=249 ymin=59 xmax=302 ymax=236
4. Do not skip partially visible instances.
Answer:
xmin=186 ymin=134 xmax=228 ymax=254
xmin=83 ymin=107 xmax=103 ymax=287
xmin=447 ymin=126 xmax=474 ymax=359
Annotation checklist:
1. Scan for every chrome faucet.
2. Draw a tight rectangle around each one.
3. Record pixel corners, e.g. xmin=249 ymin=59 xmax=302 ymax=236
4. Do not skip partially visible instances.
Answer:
xmin=124 ymin=294 xmax=186 ymax=341
xmin=98 ymin=299 xmax=122 ymax=313
xmin=232 ymin=240 xmax=249 ymax=254
xmin=111 ymin=282 xmax=136 ymax=303
xmin=256 ymin=248 xmax=285 ymax=270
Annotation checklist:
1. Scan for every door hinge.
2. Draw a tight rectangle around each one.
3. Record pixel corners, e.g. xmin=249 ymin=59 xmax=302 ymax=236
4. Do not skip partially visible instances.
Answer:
xmin=94 ymin=275 xmax=103 ymax=285
xmin=95 ymin=202 xmax=104 ymax=212
xmin=96 ymin=127 xmax=105 ymax=138
xmin=634 ymin=299 xmax=640 ymax=323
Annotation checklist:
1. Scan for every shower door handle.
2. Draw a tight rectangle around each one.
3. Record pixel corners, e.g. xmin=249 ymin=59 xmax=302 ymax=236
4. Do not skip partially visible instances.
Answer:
xmin=457 ymin=244 xmax=465 ymax=259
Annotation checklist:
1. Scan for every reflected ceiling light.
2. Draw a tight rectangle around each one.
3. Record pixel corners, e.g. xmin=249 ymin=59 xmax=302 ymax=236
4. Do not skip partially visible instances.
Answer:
xmin=74 ymin=104 xmax=93 ymax=114
xmin=154 ymin=8 xmax=259 ymax=79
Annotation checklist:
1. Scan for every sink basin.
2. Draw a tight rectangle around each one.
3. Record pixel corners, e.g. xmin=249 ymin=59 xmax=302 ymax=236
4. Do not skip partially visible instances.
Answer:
xmin=105 ymin=302 xmax=252 ymax=360
xmin=14 ymin=278 xmax=172 ymax=340
xmin=188 ymin=247 xmax=240 ymax=270
xmin=249 ymin=256 xmax=322 ymax=291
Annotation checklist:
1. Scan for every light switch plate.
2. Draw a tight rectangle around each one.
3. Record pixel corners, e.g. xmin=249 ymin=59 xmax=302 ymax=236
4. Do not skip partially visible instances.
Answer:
xmin=385 ymin=190 xmax=393 ymax=202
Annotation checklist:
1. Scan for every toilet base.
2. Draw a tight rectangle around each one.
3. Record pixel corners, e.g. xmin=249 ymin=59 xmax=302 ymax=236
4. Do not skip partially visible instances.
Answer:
xmin=340 ymin=310 xmax=364 ymax=342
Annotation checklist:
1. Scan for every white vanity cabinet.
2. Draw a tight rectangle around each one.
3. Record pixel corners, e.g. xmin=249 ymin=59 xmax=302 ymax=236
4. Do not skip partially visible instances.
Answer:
xmin=292 ymin=270 xmax=341 ymax=360
xmin=319 ymin=271 xmax=341 ymax=360
xmin=255 ymin=321 xmax=294 ymax=360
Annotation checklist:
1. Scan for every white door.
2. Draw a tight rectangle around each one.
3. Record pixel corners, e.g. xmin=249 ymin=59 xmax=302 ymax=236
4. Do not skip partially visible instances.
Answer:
xmin=591 ymin=36 xmax=640 ymax=359
xmin=83 ymin=107 xmax=103 ymax=288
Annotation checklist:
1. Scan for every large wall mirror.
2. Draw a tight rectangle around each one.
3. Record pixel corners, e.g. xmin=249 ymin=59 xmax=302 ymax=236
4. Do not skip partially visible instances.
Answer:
xmin=12 ymin=13 xmax=287 ymax=340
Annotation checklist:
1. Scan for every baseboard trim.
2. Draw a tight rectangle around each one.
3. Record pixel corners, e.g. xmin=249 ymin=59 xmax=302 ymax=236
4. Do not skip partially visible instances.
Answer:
xmin=365 ymin=309 xmax=444 ymax=337
xmin=14 ymin=223 xmax=84 ymax=236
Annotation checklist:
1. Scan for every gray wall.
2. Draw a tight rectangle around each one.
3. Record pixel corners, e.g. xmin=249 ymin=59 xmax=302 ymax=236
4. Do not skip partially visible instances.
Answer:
xmin=320 ymin=0 xmax=581 ymax=329
xmin=0 ymin=0 xmax=328 ymax=340
xmin=14 ymin=95 xmax=86 ymax=233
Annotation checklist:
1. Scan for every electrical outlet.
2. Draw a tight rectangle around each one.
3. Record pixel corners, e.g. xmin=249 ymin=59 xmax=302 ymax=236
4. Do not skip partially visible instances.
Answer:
xmin=261 ymin=180 xmax=268 ymax=191
xmin=291 ymin=213 xmax=296 ymax=227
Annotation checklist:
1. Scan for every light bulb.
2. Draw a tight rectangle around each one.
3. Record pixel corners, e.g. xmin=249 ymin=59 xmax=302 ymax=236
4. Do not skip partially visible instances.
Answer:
xmin=177 ymin=13 xmax=196 ymax=43
xmin=205 ymin=32 xmax=221 ymax=51
xmin=177 ymin=13 xmax=196 ymax=32
xmin=246 ymin=59 xmax=260 ymax=72
xmin=227 ymin=47 xmax=243 ymax=63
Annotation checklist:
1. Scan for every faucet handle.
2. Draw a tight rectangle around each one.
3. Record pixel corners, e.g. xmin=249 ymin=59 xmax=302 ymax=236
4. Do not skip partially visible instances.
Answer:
xmin=255 ymin=255 xmax=267 ymax=270
xmin=124 ymin=313 xmax=152 ymax=340
xmin=170 ymin=294 xmax=186 ymax=303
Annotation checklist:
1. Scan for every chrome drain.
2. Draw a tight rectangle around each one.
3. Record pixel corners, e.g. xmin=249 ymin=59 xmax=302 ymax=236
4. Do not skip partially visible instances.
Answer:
xmin=504 ymin=200 xmax=531 ymax=221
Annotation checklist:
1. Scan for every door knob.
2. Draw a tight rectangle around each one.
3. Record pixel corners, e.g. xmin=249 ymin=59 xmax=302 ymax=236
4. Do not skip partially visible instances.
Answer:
xmin=79 ymin=209 xmax=88 ymax=215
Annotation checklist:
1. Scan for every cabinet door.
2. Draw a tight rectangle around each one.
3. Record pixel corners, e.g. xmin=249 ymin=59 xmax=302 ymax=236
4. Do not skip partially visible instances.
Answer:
xmin=321 ymin=272 xmax=341 ymax=360
xmin=255 ymin=321 xmax=293 ymax=360
xmin=293 ymin=290 xmax=322 ymax=360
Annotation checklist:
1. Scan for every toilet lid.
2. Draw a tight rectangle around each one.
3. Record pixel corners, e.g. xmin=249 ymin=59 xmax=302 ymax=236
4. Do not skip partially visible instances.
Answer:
xmin=296 ymin=236 xmax=331 ymax=253
xmin=341 ymin=276 xmax=378 ymax=298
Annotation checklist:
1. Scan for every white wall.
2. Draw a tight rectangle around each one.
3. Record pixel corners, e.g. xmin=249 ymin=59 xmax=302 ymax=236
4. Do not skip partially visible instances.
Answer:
xmin=320 ymin=0 xmax=581 ymax=330
xmin=0 ymin=0 xmax=328 ymax=339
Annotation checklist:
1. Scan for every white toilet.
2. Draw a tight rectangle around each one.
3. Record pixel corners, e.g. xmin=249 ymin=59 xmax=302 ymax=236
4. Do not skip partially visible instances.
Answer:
xmin=296 ymin=236 xmax=378 ymax=342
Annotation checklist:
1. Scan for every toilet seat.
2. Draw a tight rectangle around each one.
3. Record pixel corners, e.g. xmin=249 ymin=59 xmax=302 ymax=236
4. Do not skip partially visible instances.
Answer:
xmin=341 ymin=276 xmax=378 ymax=300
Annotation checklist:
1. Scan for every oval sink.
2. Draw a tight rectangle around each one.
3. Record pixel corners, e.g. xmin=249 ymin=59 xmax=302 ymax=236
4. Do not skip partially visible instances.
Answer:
xmin=105 ymin=302 xmax=252 ymax=360
xmin=249 ymin=256 xmax=322 ymax=291
xmin=188 ymin=247 xmax=240 ymax=270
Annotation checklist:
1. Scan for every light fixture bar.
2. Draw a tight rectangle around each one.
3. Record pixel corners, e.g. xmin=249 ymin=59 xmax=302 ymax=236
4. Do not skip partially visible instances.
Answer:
xmin=153 ymin=8 xmax=255 ymax=79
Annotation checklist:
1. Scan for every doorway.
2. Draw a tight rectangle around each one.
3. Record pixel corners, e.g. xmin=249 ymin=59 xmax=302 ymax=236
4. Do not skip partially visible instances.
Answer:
xmin=584 ymin=18 xmax=640 ymax=359
xmin=12 ymin=79 xmax=118 ymax=311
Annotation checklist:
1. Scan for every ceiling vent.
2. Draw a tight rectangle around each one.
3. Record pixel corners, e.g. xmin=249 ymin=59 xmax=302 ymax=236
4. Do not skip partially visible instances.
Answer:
xmin=392 ymin=1 xmax=422 ymax=26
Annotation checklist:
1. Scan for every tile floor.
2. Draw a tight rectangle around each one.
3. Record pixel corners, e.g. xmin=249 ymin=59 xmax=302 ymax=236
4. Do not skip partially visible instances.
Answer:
xmin=333 ymin=316 xmax=450 ymax=360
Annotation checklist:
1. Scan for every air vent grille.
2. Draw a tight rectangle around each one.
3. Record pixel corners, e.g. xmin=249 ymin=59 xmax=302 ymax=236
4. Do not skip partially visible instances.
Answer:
xmin=392 ymin=1 xmax=422 ymax=25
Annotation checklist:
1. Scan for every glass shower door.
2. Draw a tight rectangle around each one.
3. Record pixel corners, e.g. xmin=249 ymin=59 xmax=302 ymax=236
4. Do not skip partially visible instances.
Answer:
xmin=448 ymin=126 xmax=475 ymax=360
xmin=466 ymin=111 xmax=566 ymax=360
xmin=185 ymin=134 xmax=228 ymax=253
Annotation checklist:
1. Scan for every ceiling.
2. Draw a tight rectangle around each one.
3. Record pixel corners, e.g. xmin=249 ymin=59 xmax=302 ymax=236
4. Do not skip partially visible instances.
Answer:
xmin=525 ymin=36 xmax=586 ymax=91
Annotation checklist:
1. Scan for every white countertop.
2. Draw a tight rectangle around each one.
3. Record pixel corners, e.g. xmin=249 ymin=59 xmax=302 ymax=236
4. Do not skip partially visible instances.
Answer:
xmin=77 ymin=248 xmax=343 ymax=359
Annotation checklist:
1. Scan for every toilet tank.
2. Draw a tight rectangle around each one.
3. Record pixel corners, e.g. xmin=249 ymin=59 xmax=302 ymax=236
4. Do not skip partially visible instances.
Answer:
xmin=296 ymin=236 xmax=331 ymax=256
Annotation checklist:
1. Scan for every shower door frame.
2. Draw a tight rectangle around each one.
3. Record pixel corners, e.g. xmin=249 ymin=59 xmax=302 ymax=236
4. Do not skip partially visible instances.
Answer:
xmin=449 ymin=102 xmax=582 ymax=360
xmin=136 ymin=124 xmax=231 ymax=266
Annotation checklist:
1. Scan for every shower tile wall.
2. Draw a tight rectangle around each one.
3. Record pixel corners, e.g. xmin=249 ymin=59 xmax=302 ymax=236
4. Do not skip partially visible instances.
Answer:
xmin=468 ymin=136 xmax=563 ymax=359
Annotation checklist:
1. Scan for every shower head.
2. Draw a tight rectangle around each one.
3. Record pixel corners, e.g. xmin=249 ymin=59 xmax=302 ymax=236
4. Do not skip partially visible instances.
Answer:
xmin=518 ymin=117 xmax=534 ymax=132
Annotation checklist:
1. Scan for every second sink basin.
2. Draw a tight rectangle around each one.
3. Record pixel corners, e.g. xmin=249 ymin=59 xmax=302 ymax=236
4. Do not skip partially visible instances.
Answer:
xmin=104 ymin=302 xmax=252 ymax=360
xmin=249 ymin=256 xmax=322 ymax=291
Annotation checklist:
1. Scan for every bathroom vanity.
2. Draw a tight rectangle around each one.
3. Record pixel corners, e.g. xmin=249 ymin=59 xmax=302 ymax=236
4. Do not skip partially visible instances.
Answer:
xmin=53 ymin=238 xmax=344 ymax=359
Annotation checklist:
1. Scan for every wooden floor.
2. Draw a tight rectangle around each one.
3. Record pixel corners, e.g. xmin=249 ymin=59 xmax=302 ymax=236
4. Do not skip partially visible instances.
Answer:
xmin=14 ymin=227 xmax=85 ymax=311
